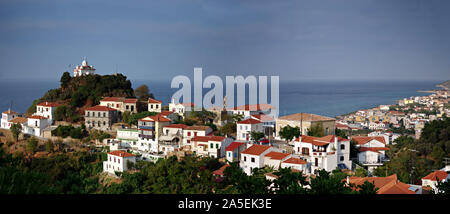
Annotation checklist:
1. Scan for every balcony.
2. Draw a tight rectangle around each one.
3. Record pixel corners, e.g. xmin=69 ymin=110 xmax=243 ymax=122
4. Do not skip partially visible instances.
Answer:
xmin=138 ymin=126 xmax=154 ymax=130
xmin=139 ymin=134 xmax=154 ymax=140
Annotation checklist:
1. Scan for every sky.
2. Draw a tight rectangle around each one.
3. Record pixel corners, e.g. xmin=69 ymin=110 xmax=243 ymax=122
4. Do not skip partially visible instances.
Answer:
xmin=0 ymin=0 xmax=449 ymax=82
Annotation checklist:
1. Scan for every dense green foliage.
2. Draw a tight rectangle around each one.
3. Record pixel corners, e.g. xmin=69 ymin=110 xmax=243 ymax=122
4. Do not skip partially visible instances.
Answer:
xmin=26 ymin=137 xmax=38 ymax=153
xmin=134 ymin=84 xmax=154 ymax=101
xmin=279 ymin=125 xmax=301 ymax=142
xmin=10 ymin=123 xmax=22 ymax=142
xmin=376 ymin=116 xmax=450 ymax=184
xmin=250 ymin=131 xmax=265 ymax=141
xmin=27 ymin=73 xmax=135 ymax=116
xmin=0 ymin=144 xmax=105 ymax=194
xmin=307 ymin=124 xmax=325 ymax=137
xmin=51 ymin=125 xmax=88 ymax=139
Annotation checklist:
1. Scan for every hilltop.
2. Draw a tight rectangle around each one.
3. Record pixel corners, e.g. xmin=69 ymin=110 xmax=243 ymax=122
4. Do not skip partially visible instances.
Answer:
xmin=26 ymin=72 xmax=135 ymax=122
xmin=437 ymin=80 xmax=450 ymax=90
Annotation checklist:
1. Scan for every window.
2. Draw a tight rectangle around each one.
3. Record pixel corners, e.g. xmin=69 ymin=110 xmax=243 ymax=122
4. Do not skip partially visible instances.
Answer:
xmin=341 ymin=144 xmax=345 ymax=150
xmin=244 ymin=156 xmax=247 ymax=162
xmin=116 ymin=104 xmax=119 ymax=108
xmin=340 ymin=156 xmax=344 ymax=161
xmin=194 ymin=132 xmax=197 ymax=137
xmin=151 ymin=105 xmax=153 ymax=109
xmin=156 ymin=105 xmax=159 ymax=109
xmin=86 ymin=112 xmax=90 ymax=117
xmin=187 ymin=132 xmax=191 ymax=136
xmin=118 ymin=159 xmax=120 ymax=164
xmin=228 ymin=152 xmax=231 ymax=157
xmin=216 ymin=144 xmax=219 ymax=149
xmin=126 ymin=105 xmax=129 ymax=110
xmin=103 ymin=112 xmax=106 ymax=117
xmin=240 ymin=125 xmax=242 ymax=130
xmin=98 ymin=112 xmax=101 ymax=117
xmin=251 ymin=157 xmax=255 ymax=163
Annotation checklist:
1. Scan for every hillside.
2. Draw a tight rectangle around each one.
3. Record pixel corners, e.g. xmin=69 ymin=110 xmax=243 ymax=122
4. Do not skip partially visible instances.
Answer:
xmin=26 ymin=72 xmax=135 ymax=122
xmin=437 ymin=80 xmax=450 ymax=90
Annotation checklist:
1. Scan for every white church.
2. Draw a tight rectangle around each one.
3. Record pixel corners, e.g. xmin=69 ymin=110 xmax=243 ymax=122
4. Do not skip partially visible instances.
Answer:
xmin=73 ymin=58 xmax=96 ymax=77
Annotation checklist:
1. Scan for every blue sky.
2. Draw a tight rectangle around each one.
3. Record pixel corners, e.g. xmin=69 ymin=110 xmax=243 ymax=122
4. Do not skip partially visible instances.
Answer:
xmin=0 ymin=0 xmax=449 ymax=82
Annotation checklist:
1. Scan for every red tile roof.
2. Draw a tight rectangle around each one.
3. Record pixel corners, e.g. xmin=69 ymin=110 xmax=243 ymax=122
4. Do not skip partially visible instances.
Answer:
xmin=36 ymin=102 xmax=59 ymax=107
xmin=185 ymin=125 xmax=211 ymax=131
xmin=351 ymin=136 xmax=386 ymax=145
xmin=100 ymin=97 xmax=124 ymax=102
xmin=422 ymin=171 xmax=448 ymax=182
xmin=283 ymin=157 xmax=307 ymax=165
xmin=231 ymin=104 xmax=275 ymax=111
xmin=124 ymin=98 xmax=138 ymax=103
xmin=347 ymin=174 xmax=416 ymax=194
xmin=237 ymin=118 xmax=262 ymax=125
xmin=359 ymin=147 xmax=389 ymax=153
xmin=191 ymin=135 xmax=226 ymax=142
xmin=139 ymin=114 xmax=171 ymax=122
xmin=2 ymin=110 xmax=18 ymax=115
xmin=27 ymin=115 xmax=48 ymax=120
xmin=241 ymin=144 xmax=271 ymax=156
xmin=213 ymin=164 xmax=230 ymax=176
xmin=297 ymin=135 xmax=339 ymax=146
xmin=108 ymin=150 xmax=136 ymax=158
xmin=85 ymin=105 xmax=117 ymax=112
xmin=226 ymin=142 xmax=245 ymax=151
xmin=148 ymin=98 xmax=162 ymax=104
xmin=9 ymin=117 xmax=27 ymax=123
xmin=165 ymin=124 xmax=189 ymax=129
xmin=251 ymin=114 xmax=274 ymax=122
xmin=265 ymin=151 xmax=290 ymax=160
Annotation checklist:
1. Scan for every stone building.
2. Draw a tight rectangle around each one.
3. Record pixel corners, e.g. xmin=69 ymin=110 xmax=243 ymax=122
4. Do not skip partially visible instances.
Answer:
xmin=275 ymin=113 xmax=336 ymax=138
xmin=84 ymin=105 xmax=119 ymax=131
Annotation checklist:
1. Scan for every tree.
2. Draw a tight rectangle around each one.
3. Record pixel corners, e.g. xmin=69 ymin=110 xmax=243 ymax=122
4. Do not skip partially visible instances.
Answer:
xmin=45 ymin=140 xmax=54 ymax=153
xmin=307 ymin=124 xmax=324 ymax=137
xmin=60 ymin=72 xmax=72 ymax=88
xmin=250 ymin=131 xmax=264 ymax=142
xmin=10 ymin=123 xmax=22 ymax=142
xmin=354 ymin=180 xmax=379 ymax=194
xmin=271 ymin=167 xmax=308 ymax=194
xmin=122 ymin=111 xmax=131 ymax=125
xmin=278 ymin=125 xmax=300 ymax=143
xmin=134 ymin=84 xmax=154 ymax=101
xmin=26 ymin=137 xmax=38 ymax=153
xmin=354 ymin=168 xmax=368 ymax=177
xmin=308 ymin=170 xmax=352 ymax=194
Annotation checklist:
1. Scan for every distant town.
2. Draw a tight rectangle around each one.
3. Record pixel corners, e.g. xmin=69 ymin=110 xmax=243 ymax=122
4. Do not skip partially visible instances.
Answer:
xmin=0 ymin=58 xmax=449 ymax=194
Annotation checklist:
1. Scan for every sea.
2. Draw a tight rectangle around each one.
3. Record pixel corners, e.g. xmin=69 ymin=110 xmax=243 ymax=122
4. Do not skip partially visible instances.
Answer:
xmin=0 ymin=79 xmax=441 ymax=118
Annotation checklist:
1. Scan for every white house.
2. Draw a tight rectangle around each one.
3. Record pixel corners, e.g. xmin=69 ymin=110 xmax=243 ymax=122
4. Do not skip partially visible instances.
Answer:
xmin=25 ymin=115 xmax=51 ymax=137
xmin=182 ymin=125 xmax=213 ymax=147
xmin=148 ymin=98 xmax=162 ymax=113
xmin=34 ymin=101 xmax=59 ymax=122
xmin=229 ymin=104 xmax=275 ymax=119
xmin=263 ymin=151 xmax=291 ymax=170
xmin=103 ymin=150 xmax=136 ymax=174
xmin=281 ymin=157 xmax=308 ymax=173
xmin=351 ymin=136 xmax=389 ymax=172
xmin=137 ymin=114 xmax=171 ymax=153
xmin=236 ymin=118 xmax=263 ymax=141
xmin=1 ymin=109 xmax=19 ymax=129
xmin=294 ymin=135 xmax=352 ymax=174
xmin=225 ymin=142 xmax=246 ymax=163
xmin=99 ymin=97 xmax=138 ymax=114
xmin=421 ymin=170 xmax=449 ymax=192
xmin=368 ymin=131 xmax=401 ymax=145
xmin=240 ymin=144 xmax=274 ymax=175
xmin=168 ymin=98 xmax=194 ymax=119
xmin=116 ymin=128 xmax=139 ymax=149
xmin=191 ymin=136 xmax=233 ymax=158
